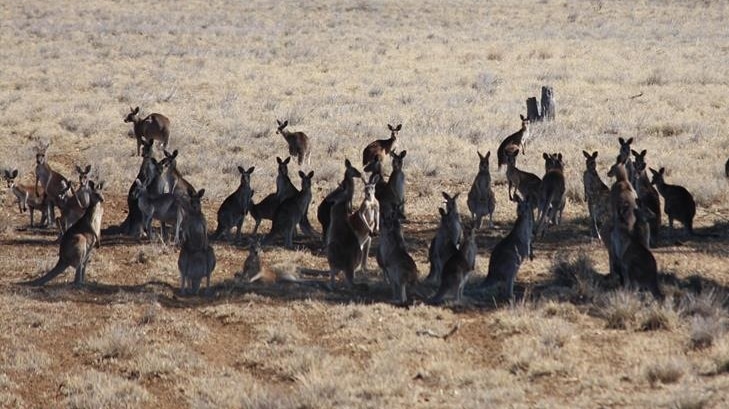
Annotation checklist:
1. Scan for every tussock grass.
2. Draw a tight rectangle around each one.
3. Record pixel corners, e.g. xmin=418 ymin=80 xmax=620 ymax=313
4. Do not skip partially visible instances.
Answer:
xmin=62 ymin=369 xmax=152 ymax=409
xmin=645 ymin=357 xmax=687 ymax=386
xmin=77 ymin=324 xmax=143 ymax=361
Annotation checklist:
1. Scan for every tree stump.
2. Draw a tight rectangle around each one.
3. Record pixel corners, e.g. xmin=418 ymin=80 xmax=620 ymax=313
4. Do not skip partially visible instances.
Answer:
xmin=541 ymin=86 xmax=555 ymax=121
xmin=526 ymin=97 xmax=540 ymax=122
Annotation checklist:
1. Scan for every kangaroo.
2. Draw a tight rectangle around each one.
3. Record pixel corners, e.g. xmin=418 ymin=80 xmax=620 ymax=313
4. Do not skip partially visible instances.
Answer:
xmin=317 ymin=159 xmax=362 ymax=243
xmin=376 ymin=202 xmax=418 ymax=304
xmin=632 ymin=149 xmax=661 ymax=246
xmin=133 ymin=179 xmax=183 ymax=244
xmin=617 ymin=137 xmax=637 ymax=188
xmin=73 ymin=165 xmax=93 ymax=207
xmin=621 ymin=205 xmax=663 ymax=299
xmin=276 ymin=119 xmax=311 ymax=166
xmin=161 ymin=149 xmax=195 ymax=200
xmin=24 ymin=181 xmax=104 ymax=286
xmin=212 ymin=166 xmax=255 ymax=242
xmin=124 ymin=106 xmax=171 ymax=156
xmin=387 ymin=150 xmax=407 ymax=210
xmin=496 ymin=114 xmax=530 ymax=169
xmin=4 ymin=169 xmax=48 ymax=227
xmin=34 ymin=143 xmax=70 ymax=227
xmin=249 ymin=157 xmax=293 ymax=235
xmin=362 ymin=123 xmax=402 ymax=166
xmin=273 ymin=156 xmax=315 ymax=237
xmin=177 ymin=187 xmax=216 ymax=295
xmin=481 ymin=194 xmax=534 ymax=300
xmin=467 ymin=150 xmax=496 ymax=229
xmin=429 ymin=224 xmax=477 ymax=305
xmin=504 ymin=148 xmax=541 ymax=213
xmin=264 ymin=171 xmax=314 ymax=248
xmin=366 ymin=153 xmax=406 ymax=224
xmin=347 ymin=178 xmax=379 ymax=272
xmin=535 ymin=153 xmax=566 ymax=237
xmin=650 ymin=167 xmax=696 ymax=237
xmin=120 ymin=139 xmax=156 ymax=236
xmin=582 ymin=151 xmax=611 ymax=241
xmin=56 ymin=180 xmax=91 ymax=234
xmin=326 ymin=181 xmax=363 ymax=290
xmin=606 ymin=158 xmax=638 ymax=284
xmin=426 ymin=192 xmax=463 ymax=286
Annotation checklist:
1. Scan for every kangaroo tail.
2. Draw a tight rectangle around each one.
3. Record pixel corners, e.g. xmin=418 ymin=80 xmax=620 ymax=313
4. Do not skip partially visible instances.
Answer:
xmin=23 ymin=260 xmax=69 ymax=286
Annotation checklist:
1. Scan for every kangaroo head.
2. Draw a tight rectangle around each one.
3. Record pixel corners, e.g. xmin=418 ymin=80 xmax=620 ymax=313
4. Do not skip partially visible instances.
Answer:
xmin=89 ymin=181 xmax=104 ymax=204
xmin=75 ymin=165 xmax=92 ymax=187
xmin=363 ymin=157 xmax=382 ymax=175
xmin=649 ymin=167 xmax=666 ymax=185
xmin=478 ymin=151 xmax=491 ymax=171
xmin=344 ymin=159 xmax=362 ymax=180
xmin=276 ymin=156 xmax=291 ymax=177
xmin=583 ymin=151 xmax=598 ymax=171
xmin=631 ymin=149 xmax=648 ymax=172
xmin=387 ymin=123 xmax=402 ymax=137
xmin=238 ymin=166 xmax=255 ymax=184
xmin=519 ymin=114 xmax=530 ymax=129
xmin=276 ymin=119 xmax=289 ymax=134
xmin=124 ymin=106 xmax=140 ymax=123
xmin=140 ymin=139 xmax=154 ymax=157
xmin=618 ymin=137 xmax=634 ymax=159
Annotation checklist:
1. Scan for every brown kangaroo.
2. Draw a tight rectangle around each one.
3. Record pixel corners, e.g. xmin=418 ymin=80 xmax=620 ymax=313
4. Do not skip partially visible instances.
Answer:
xmin=621 ymin=205 xmax=663 ymax=299
xmin=467 ymin=150 xmax=496 ymax=229
xmin=376 ymin=202 xmax=418 ymax=304
xmin=426 ymin=192 xmax=463 ymax=286
xmin=606 ymin=158 xmax=638 ymax=284
xmin=276 ymin=119 xmax=311 ymax=166
xmin=317 ymin=159 xmax=362 ymax=243
xmin=650 ymin=167 xmax=696 ymax=237
xmin=429 ymin=224 xmax=477 ymax=305
xmin=362 ymin=123 xmax=402 ymax=166
xmin=124 ymin=106 xmax=171 ymax=156
xmin=4 ymin=169 xmax=48 ymax=227
xmin=496 ymin=114 xmax=530 ymax=169
xmin=582 ymin=150 xmax=611 ymax=241
xmin=34 ymin=143 xmax=70 ymax=227
xmin=347 ymin=178 xmax=379 ymax=272
xmin=177 ymin=187 xmax=216 ymax=295
xmin=535 ymin=153 xmax=566 ymax=237
xmin=264 ymin=171 xmax=314 ymax=248
xmin=504 ymin=148 xmax=541 ymax=214
xmin=212 ymin=166 xmax=255 ymax=242
xmin=631 ymin=149 xmax=661 ymax=246
xmin=24 ymin=181 xmax=104 ymax=286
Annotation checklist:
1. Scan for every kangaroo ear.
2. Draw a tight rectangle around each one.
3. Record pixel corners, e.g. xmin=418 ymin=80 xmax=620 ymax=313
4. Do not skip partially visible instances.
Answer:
xmin=485 ymin=151 xmax=491 ymax=160
xmin=557 ymin=153 xmax=563 ymax=161
xmin=543 ymin=152 xmax=549 ymax=160
xmin=197 ymin=189 xmax=205 ymax=198
xmin=298 ymin=170 xmax=305 ymax=178
xmin=345 ymin=158 xmax=352 ymax=168
xmin=238 ymin=166 xmax=245 ymax=174
xmin=400 ymin=150 xmax=407 ymax=158
xmin=641 ymin=149 xmax=647 ymax=156
xmin=84 ymin=165 xmax=91 ymax=174
xmin=284 ymin=156 xmax=291 ymax=164
xmin=388 ymin=124 xmax=394 ymax=131
xmin=441 ymin=191 xmax=450 ymax=200
xmin=307 ymin=171 xmax=314 ymax=178
xmin=276 ymin=119 xmax=282 ymax=126
xmin=520 ymin=114 xmax=526 ymax=121
xmin=133 ymin=106 xmax=140 ymax=114
xmin=276 ymin=156 xmax=282 ymax=164
xmin=649 ymin=167 xmax=658 ymax=175
xmin=592 ymin=151 xmax=598 ymax=158
xmin=618 ymin=137 xmax=625 ymax=145
xmin=75 ymin=165 xmax=82 ymax=174
xmin=660 ymin=167 xmax=666 ymax=174
xmin=172 ymin=150 xmax=178 ymax=158
xmin=627 ymin=137 xmax=634 ymax=144
xmin=631 ymin=149 xmax=639 ymax=157
xmin=438 ymin=207 xmax=446 ymax=217
xmin=395 ymin=124 xmax=402 ymax=131
xmin=247 ymin=166 xmax=255 ymax=174
xmin=283 ymin=120 xmax=288 ymax=127
xmin=12 ymin=169 xmax=18 ymax=178
xmin=582 ymin=150 xmax=590 ymax=158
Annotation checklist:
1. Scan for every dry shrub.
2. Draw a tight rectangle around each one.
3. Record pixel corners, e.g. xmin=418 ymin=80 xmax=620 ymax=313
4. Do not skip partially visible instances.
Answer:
xmin=62 ymin=369 xmax=152 ymax=409
xmin=77 ymin=324 xmax=143 ymax=361
xmin=639 ymin=299 xmax=681 ymax=332
xmin=597 ymin=290 xmax=644 ymax=330
xmin=645 ymin=357 xmax=686 ymax=386
xmin=551 ymin=251 xmax=602 ymax=301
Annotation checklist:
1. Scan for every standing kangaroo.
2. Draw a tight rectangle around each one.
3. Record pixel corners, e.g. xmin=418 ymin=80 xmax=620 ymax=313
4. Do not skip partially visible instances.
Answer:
xmin=496 ymin=114 xmax=530 ymax=169
xmin=326 ymin=180 xmax=363 ymax=290
xmin=582 ymin=151 xmax=611 ymax=241
xmin=429 ymin=224 xmax=477 ymax=305
xmin=120 ymin=139 xmax=156 ymax=236
xmin=250 ymin=157 xmax=294 ymax=235
xmin=426 ymin=192 xmax=463 ymax=286
xmin=347 ymin=178 xmax=379 ymax=272
xmin=213 ymin=166 xmax=255 ymax=242
xmin=535 ymin=153 xmax=566 ymax=237
xmin=264 ymin=171 xmax=314 ymax=248
xmin=650 ymin=167 xmax=696 ymax=237
xmin=317 ymin=159 xmax=362 ymax=243
xmin=4 ymin=169 xmax=48 ymax=227
xmin=632 ymin=149 xmax=661 ymax=246
xmin=276 ymin=119 xmax=311 ymax=166
xmin=376 ymin=202 xmax=419 ymax=304
xmin=133 ymin=179 xmax=183 ymax=244
xmin=481 ymin=194 xmax=534 ymax=300
xmin=504 ymin=148 xmax=541 ymax=215
xmin=467 ymin=150 xmax=496 ymax=229
xmin=34 ymin=143 xmax=70 ymax=228
xmin=606 ymin=159 xmax=638 ymax=284
xmin=24 ymin=181 xmax=104 ymax=286
xmin=622 ymin=205 xmax=663 ymax=299
xmin=362 ymin=123 xmax=402 ymax=166
xmin=124 ymin=106 xmax=171 ymax=156
xmin=617 ymin=137 xmax=636 ymax=188
xmin=178 ymin=187 xmax=216 ymax=295
xmin=161 ymin=149 xmax=195 ymax=200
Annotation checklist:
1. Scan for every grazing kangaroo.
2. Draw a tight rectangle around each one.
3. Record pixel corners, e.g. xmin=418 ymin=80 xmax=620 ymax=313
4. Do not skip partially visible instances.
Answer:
xmin=362 ymin=123 xmax=402 ymax=166
xmin=178 ymin=187 xmax=216 ymax=295
xmin=120 ymin=139 xmax=157 ymax=236
xmin=535 ymin=153 xmax=566 ymax=237
xmin=317 ymin=159 xmax=362 ymax=243
xmin=124 ymin=106 xmax=171 ymax=156
xmin=4 ymin=169 xmax=48 ymax=227
xmin=650 ymin=167 xmax=696 ymax=237
xmin=34 ymin=143 xmax=70 ymax=227
xmin=426 ymin=192 xmax=463 ymax=286
xmin=326 ymin=180 xmax=363 ymax=290
xmin=582 ymin=151 xmax=611 ymax=241
xmin=429 ymin=224 xmax=477 ymax=305
xmin=481 ymin=194 xmax=534 ymax=300
xmin=606 ymin=159 xmax=638 ymax=284
xmin=25 ymin=181 xmax=104 ymax=286
xmin=504 ymin=148 xmax=541 ymax=213
xmin=620 ymin=205 xmax=663 ymax=299
xmin=264 ymin=171 xmax=314 ymax=248
xmin=467 ymin=150 xmax=496 ymax=228
xmin=496 ymin=114 xmax=530 ymax=169
xmin=347 ymin=178 xmax=379 ymax=272
xmin=276 ymin=120 xmax=311 ymax=166
xmin=133 ymin=179 xmax=183 ymax=244
xmin=631 ymin=149 xmax=661 ymax=246
xmin=377 ymin=202 xmax=418 ymax=304
xmin=213 ymin=166 xmax=255 ymax=242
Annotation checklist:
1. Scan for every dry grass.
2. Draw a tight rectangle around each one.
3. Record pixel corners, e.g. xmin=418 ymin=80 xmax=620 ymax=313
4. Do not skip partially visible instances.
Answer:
xmin=2 ymin=0 xmax=729 ymax=407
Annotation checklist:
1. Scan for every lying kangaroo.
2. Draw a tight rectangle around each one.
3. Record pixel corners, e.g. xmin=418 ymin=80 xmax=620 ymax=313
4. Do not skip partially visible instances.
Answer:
xmin=264 ymin=171 xmax=314 ymax=248
xmin=377 ymin=203 xmax=418 ymax=304
xmin=4 ymin=169 xmax=48 ymax=227
xmin=582 ymin=151 xmax=611 ymax=241
xmin=535 ymin=153 xmax=566 ymax=237
xmin=24 ymin=181 xmax=104 ymax=286
xmin=429 ymin=224 xmax=477 ymax=305
xmin=650 ymin=167 xmax=696 ymax=237
xmin=362 ymin=123 xmax=402 ymax=166
xmin=317 ymin=159 xmax=361 ymax=243
xmin=276 ymin=119 xmax=311 ymax=166
xmin=213 ymin=166 xmax=255 ymax=242
xmin=426 ymin=192 xmax=463 ymax=286
xmin=496 ymin=114 xmax=530 ymax=169
xmin=178 ymin=187 xmax=216 ymax=295
xmin=481 ymin=194 xmax=533 ymax=299
xmin=467 ymin=150 xmax=496 ymax=229
xmin=124 ymin=106 xmax=171 ymax=156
